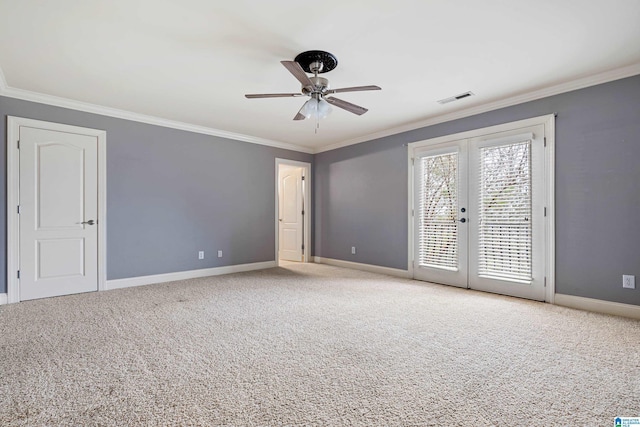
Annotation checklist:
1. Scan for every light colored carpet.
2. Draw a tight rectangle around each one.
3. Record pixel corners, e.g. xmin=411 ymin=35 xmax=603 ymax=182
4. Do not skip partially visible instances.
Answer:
xmin=1 ymin=262 xmax=639 ymax=426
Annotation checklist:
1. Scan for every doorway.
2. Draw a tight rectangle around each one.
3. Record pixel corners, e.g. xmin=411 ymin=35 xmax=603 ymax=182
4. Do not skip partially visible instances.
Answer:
xmin=7 ymin=117 xmax=107 ymax=303
xmin=409 ymin=115 xmax=555 ymax=302
xmin=275 ymin=159 xmax=311 ymax=265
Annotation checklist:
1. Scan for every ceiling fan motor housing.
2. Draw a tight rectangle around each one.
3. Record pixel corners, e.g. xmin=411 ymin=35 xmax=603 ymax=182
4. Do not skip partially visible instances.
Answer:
xmin=302 ymin=76 xmax=330 ymax=95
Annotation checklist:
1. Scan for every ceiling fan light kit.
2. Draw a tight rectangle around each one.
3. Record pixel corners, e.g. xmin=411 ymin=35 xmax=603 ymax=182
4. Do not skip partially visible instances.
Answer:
xmin=301 ymin=97 xmax=332 ymax=120
xmin=245 ymin=50 xmax=381 ymax=126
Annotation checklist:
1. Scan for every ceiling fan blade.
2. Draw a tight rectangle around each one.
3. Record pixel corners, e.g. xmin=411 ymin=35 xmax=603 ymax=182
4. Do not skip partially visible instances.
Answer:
xmin=325 ymin=85 xmax=381 ymax=94
xmin=325 ymin=96 xmax=368 ymax=116
xmin=245 ymin=93 xmax=304 ymax=99
xmin=281 ymin=60 xmax=314 ymax=87
xmin=293 ymin=102 xmax=307 ymax=121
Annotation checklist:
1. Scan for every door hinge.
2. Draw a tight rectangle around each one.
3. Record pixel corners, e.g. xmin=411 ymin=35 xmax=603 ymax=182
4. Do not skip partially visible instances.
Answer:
xmin=301 ymin=244 xmax=304 ymax=251
xmin=17 ymin=140 xmax=20 ymax=149
xmin=411 ymin=157 xmax=415 ymax=166
xmin=544 ymin=137 xmax=547 ymax=147
xmin=544 ymin=207 xmax=547 ymax=217
xmin=544 ymin=277 xmax=547 ymax=287
xmin=302 ymin=210 xmax=304 ymax=216
xmin=412 ymin=209 xmax=414 ymax=217
xmin=17 ymin=270 xmax=20 ymax=279
xmin=17 ymin=205 xmax=20 ymax=214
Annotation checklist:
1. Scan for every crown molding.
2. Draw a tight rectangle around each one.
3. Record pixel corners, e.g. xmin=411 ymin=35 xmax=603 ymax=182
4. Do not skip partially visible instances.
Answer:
xmin=2 ymin=62 xmax=639 ymax=155
xmin=315 ymin=63 xmax=640 ymax=153
xmin=0 ymin=68 xmax=313 ymax=154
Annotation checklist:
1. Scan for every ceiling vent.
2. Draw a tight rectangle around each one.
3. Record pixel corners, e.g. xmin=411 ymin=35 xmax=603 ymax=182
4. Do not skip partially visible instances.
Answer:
xmin=437 ymin=91 xmax=475 ymax=105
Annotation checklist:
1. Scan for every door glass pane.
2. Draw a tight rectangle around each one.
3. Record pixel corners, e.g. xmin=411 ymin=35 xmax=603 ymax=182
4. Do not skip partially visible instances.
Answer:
xmin=478 ymin=141 xmax=532 ymax=280
xmin=418 ymin=153 xmax=458 ymax=270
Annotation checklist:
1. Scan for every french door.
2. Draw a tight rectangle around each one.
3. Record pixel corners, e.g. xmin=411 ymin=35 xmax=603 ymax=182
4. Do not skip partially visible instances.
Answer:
xmin=413 ymin=124 xmax=546 ymax=301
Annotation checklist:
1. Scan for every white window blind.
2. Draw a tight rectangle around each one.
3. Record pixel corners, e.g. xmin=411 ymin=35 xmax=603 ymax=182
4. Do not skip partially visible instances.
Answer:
xmin=418 ymin=153 xmax=458 ymax=270
xmin=478 ymin=141 xmax=532 ymax=281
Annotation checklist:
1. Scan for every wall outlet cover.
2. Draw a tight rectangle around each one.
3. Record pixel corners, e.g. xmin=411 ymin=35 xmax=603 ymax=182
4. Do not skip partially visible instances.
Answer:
xmin=217 ymin=250 xmax=223 ymax=258
xmin=198 ymin=251 xmax=205 ymax=260
xmin=623 ymin=275 xmax=635 ymax=289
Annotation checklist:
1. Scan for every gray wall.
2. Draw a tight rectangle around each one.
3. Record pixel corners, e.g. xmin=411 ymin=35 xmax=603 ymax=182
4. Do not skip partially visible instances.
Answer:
xmin=314 ymin=75 xmax=640 ymax=306
xmin=3 ymin=75 xmax=639 ymax=306
xmin=0 ymin=96 xmax=312 ymax=291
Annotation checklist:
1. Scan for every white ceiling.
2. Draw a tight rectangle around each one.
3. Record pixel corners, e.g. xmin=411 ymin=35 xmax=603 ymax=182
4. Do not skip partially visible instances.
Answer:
xmin=1 ymin=0 xmax=640 ymax=153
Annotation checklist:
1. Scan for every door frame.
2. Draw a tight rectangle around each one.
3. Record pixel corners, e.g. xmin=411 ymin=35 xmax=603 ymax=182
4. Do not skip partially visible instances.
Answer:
xmin=275 ymin=158 xmax=311 ymax=265
xmin=407 ymin=114 xmax=555 ymax=303
xmin=7 ymin=116 xmax=107 ymax=303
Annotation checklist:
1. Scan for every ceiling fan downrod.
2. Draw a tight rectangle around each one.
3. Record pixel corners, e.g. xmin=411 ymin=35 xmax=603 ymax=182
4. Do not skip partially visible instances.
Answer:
xmin=309 ymin=61 xmax=323 ymax=75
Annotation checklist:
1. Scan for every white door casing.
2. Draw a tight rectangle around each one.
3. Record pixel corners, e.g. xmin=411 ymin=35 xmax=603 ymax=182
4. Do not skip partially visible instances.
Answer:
xmin=7 ymin=117 xmax=107 ymax=303
xmin=409 ymin=115 xmax=555 ymax=302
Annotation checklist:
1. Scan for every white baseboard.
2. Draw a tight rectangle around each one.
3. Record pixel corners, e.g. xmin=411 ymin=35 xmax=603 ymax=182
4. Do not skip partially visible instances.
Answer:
xmin=313 ymin=256 xmax=410 ymax=279
xmin=106 ymin=261 xmax=277 ymax=290
xmin=0 ymin=293 xmax=7 ymax=305
xmin=554 ymin=293 xmax=640 ymax=320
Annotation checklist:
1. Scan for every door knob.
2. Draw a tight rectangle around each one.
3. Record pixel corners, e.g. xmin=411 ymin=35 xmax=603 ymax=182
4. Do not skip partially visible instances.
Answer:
xmin=81 ymin=220 xmax=95 ymax=225
xmin=459 ymin=218 xmax=466 ymax=223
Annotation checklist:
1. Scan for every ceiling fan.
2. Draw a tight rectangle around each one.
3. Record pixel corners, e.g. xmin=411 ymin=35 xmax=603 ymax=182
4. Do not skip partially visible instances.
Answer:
xmin=245 ymin=50 xmax=381 ymax=121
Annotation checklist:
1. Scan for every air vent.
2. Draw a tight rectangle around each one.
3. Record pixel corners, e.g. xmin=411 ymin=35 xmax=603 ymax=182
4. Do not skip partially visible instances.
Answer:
xmin=437 ymin=91 xmax=475 ymax=105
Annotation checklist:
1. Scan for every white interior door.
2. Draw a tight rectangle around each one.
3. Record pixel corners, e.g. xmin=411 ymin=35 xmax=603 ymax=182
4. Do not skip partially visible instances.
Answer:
xmin=19 ymin=126 xmax=99 ymax=301
xmin=413 ymin=125 xmax=546 ymax=301
xmin=279 ymin=167 xmax=303 ymax=262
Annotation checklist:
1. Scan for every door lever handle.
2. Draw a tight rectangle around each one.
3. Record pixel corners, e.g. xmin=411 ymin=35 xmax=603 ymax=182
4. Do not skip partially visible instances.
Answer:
xmin=81 ymin=220 xmax=95 ymax=225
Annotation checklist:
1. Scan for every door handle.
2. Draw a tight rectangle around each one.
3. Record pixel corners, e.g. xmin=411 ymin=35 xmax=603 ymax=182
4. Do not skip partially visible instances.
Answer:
xmin=81 ymin=220 xmax=95 ymax=225
xmin=459 ymin=218 xmax=466 ymax=223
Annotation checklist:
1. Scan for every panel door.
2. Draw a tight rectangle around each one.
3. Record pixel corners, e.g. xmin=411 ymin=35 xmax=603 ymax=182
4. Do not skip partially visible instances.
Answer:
xmin=19 ymin=126 xmax=99 ymax=300
xmin=279 ymin=167 xmax=303 ymax=261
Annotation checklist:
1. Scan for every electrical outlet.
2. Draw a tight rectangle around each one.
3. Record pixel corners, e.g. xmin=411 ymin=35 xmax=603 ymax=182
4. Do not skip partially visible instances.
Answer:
xmin=351 ymin=246 xmax=356 ymax=255
xmin=198 ymin=251 xmax=204 ymax=260
xmin=217 ymin=250 xmax=223 ymax=258
xmin=623 ymin=275 xmax=635 ymax=289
